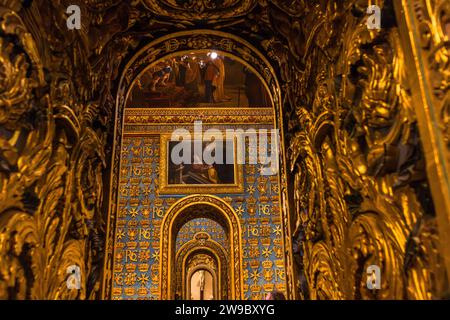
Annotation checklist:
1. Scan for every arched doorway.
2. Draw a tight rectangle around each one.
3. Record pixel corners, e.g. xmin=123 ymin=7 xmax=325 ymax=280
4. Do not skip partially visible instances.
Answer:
xmin=189 ymin=268 xmax=215 ymax=301
xmin=176 ymin=228 xmax=229 ymax=299
xmin=104 ymin=30 xmax=294 ymax=300
xmin=176 ymin=233 xmax=229 ymax=300
xmin=159 ymin=195 xmax=243 ymax=299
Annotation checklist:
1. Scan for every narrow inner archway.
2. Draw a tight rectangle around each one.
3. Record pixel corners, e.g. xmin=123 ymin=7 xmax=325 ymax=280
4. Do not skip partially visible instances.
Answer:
xmin=160 ymin=195 xmax=243 ymax=300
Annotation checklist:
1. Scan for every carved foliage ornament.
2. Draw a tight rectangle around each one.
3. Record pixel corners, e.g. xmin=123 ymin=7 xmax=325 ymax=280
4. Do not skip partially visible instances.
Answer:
xmin=0 ymin=1 xmax=109 ymax=299
xmin=1 ymin=0 xmax=448 ymax=301
xmin=282 ymin=0 xmax=447 ymax=299
xmin=140 ymin=0 xmax=257 ymax=20
xmin=410 ymin=0 xmax=450 ymax=144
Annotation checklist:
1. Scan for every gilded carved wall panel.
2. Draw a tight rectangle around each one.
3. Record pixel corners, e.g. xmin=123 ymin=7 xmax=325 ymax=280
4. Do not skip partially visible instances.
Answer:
xmin=394 ymin=0 xmax=450 ymax=281
xmin=140 ymin=0 xmax=257 ymax=20
xmin=0 ymin=1 xmax=113 ymax=299
xmin=1 ymin=0 xmax=449 ymax=300
xmin=273 ymin=0 xmax=449 ymax=299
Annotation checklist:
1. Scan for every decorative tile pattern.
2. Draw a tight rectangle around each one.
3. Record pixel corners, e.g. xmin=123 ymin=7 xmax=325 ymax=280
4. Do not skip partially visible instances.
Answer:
xmin=176 ymin=218 xmax=228 ymax=251
xmin=112 ymin=127 xmax=286 ymax=300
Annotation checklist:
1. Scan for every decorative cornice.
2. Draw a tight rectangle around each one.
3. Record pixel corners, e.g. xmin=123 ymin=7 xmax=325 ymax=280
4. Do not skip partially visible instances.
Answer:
xmin=124 ymin=108 xmax=274 ymax=125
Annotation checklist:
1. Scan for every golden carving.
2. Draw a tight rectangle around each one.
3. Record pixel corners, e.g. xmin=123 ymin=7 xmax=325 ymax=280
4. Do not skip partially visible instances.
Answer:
xmin=0 ymin=2 xmax=107 ymax=299
xmin=140 ymin=0 xmax=256 ymax=20
xmin=106 ymin=30 xmax=294 ymax=299
xmin=1 ymin=0 xmax=448 ymax=300
xmin=282 ymin=1 xmax=448 ymax=299
xmin=395 ymin=0 xmax=450 ymax=283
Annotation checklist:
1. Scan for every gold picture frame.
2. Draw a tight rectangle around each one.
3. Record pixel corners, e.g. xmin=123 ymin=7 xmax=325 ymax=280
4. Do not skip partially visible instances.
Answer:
xmin=159 ymin=134 xmax=244 ymax=194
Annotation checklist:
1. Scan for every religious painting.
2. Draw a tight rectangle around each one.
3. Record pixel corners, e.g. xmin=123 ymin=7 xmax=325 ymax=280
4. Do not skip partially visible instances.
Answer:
xmin=127 ymin=52 xmax=271 ymax=108
xmin=167 ymin=140 xmax=235 ymax=185
xmin=159 ymin=135 xmax=244 ymax=194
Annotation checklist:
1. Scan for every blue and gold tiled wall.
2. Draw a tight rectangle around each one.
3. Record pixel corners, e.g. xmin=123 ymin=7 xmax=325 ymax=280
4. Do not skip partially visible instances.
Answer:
xmin=112 ymin=129 xmax=286 ymax=300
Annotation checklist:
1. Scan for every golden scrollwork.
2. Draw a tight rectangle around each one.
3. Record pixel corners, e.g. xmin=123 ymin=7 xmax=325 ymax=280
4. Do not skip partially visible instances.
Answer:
xmin=124 ymin=108 xmax=274 ymax=125
xmin=0 ymin=1 xmax=112 ymax=299
xmin=282 ymin=0 xmax=448 ymax=299
xmin=140 ymin=0 xmax=257 ymax=20
xmin=1 ymin=0 xmax=449 ymax=300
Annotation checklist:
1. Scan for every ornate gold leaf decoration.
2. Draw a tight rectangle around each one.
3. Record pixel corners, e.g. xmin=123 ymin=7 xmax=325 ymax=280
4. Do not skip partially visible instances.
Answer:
xmin=140 ymin=0 xmax=257 ymax=20
xmin=279 ymin=1 xmax=448 ymax=299
xmin=0 ymin=0 xmax=449 ymax=300
xmin=0 ymin=1 xmax=115 ymax=299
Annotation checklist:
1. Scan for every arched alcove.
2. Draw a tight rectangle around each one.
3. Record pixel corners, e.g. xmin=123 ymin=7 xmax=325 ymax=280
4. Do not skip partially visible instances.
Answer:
xmin=176 ymin=233 xmax=229 ymax=300
xmin=103 ymin=30 xmax=294 ymax=300
xmin=188 ymin=267 xmax=215 ymax=300
xmin=159 ymin=195 xmax=243 ymax=299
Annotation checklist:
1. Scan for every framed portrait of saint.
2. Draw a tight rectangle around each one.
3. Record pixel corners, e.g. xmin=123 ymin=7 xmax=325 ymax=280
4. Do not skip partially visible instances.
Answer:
xmin=159 ymin=135 xmax=244 ymax=194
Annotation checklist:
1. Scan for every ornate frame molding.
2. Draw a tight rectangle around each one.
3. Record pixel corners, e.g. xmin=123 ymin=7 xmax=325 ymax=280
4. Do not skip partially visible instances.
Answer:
xmin=159 ymin=134 xmax=244 ymax=194
xmin=176 ymin=235 xmax=229 ymax=299
xmin=124 ymin=108 xmax=275 ymax=125
xmin=394 ymin=0 xmax=450 ymax=279
xmin=140 ymin=0 xmax=257 ymax=20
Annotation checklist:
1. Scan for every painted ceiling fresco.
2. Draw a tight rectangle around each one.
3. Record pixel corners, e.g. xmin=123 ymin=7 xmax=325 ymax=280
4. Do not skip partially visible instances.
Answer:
xmin=127 ymin=53 xmax=270 ymax=108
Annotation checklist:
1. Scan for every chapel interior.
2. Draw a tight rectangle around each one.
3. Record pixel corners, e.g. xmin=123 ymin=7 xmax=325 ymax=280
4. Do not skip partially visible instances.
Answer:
xmin=1 ymin=0 xmax=450 ymax=300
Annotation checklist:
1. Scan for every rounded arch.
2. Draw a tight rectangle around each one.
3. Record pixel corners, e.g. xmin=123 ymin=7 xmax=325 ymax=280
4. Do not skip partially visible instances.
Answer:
xmin=159 ymin=194 xmax=243 ymax=299
xmin=176 ymin=233 xmax=229 ymax=299
xmin=104 ymin=30 xmax=294 ymax=299
xmin=127 ymin=48 xmax=274 ymax=109
xmin=117 ymin=30 xmax=282 ymax=111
